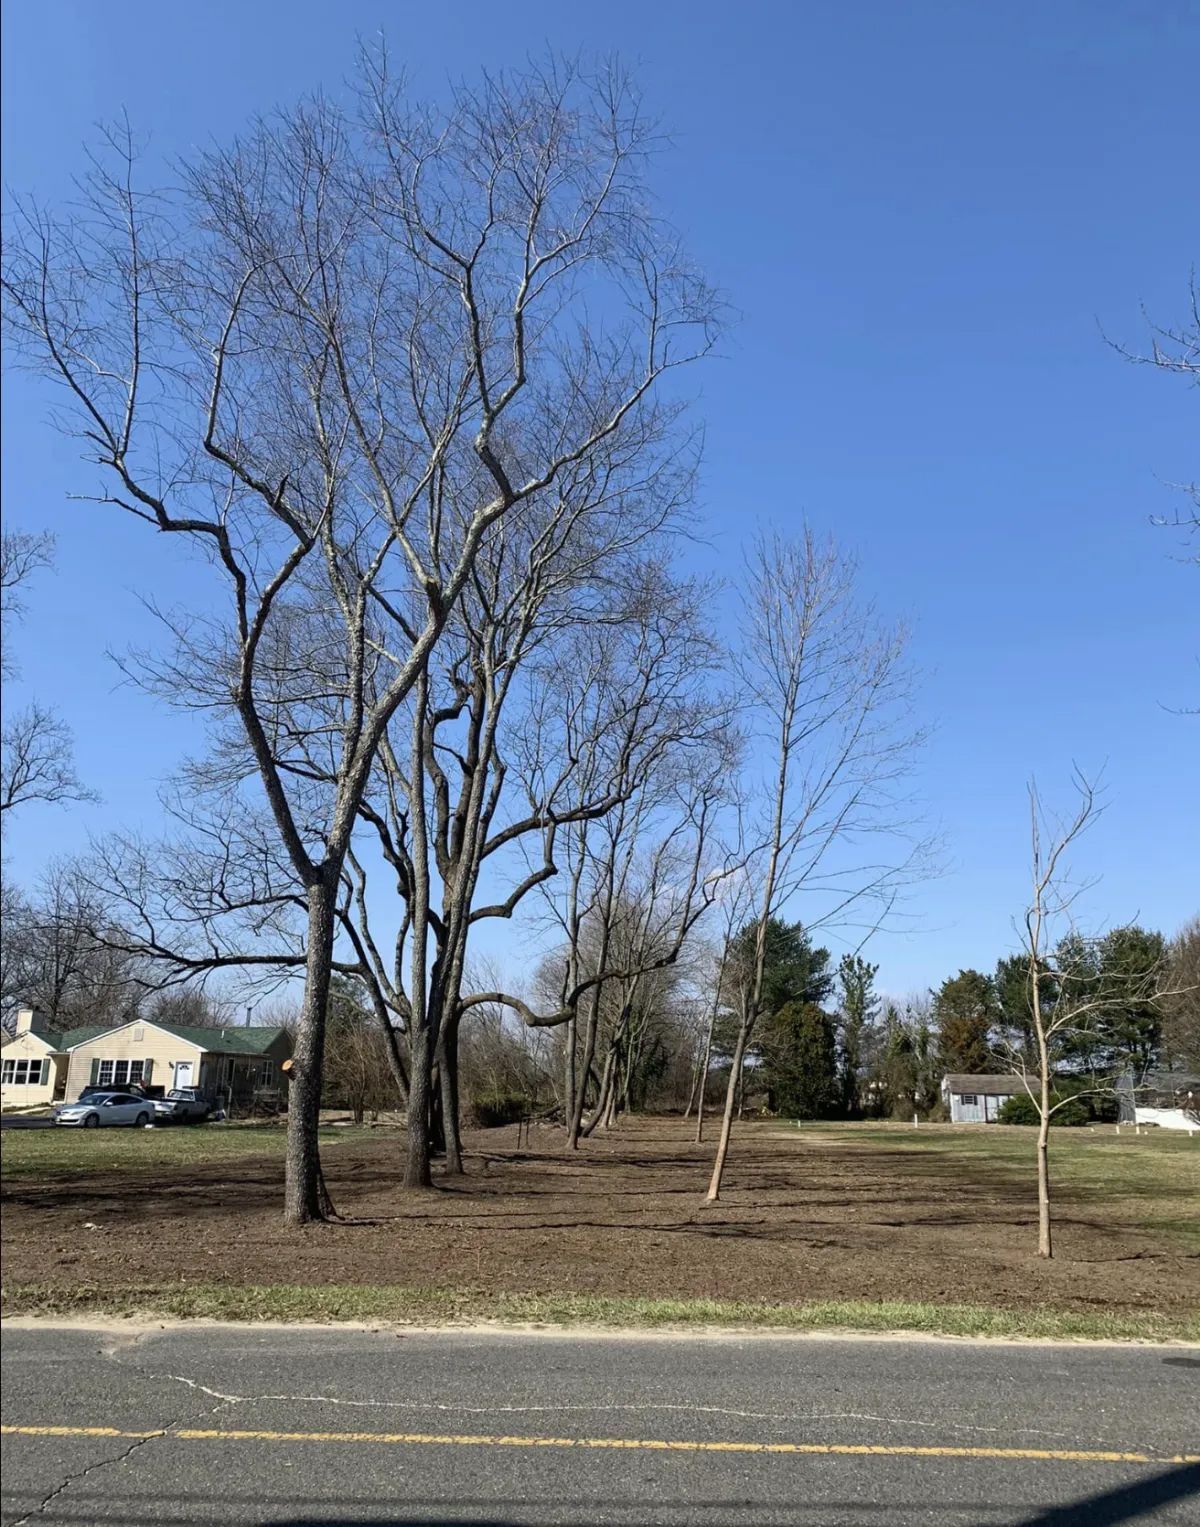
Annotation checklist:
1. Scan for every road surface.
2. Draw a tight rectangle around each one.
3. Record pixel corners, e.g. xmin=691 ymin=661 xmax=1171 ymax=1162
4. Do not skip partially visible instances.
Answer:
xmin=1 ymin=1322 xmax=1197 ymax=1525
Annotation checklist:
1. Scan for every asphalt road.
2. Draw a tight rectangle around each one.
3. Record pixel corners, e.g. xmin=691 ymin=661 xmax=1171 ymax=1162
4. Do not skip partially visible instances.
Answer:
xmin=1 ymin=1323 xmax=1197 ymax=1526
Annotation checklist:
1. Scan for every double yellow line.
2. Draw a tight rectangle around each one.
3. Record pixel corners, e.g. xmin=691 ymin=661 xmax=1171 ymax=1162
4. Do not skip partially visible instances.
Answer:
xmin=3 ymin=1423 xmax=1197 ymax=1466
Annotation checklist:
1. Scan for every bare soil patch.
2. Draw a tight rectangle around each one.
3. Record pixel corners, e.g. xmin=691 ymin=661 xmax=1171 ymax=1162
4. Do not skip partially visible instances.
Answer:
xmin=2 ymin=1118 xmax=1196 ymax=1317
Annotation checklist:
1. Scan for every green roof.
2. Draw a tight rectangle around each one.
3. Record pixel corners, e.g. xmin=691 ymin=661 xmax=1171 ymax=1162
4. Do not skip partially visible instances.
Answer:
xmin=59 ymin=1022 xmax=287 ymax=1055
xmin=155 ymin=1023 xmax=288 ymax=1055
xmin=57 ymin=1025 xmax=111 ymax=1049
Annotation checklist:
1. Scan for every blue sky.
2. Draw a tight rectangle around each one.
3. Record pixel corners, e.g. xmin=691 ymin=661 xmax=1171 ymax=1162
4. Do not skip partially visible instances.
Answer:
xmin=2 ymin=0 xmax=1196 ymax=997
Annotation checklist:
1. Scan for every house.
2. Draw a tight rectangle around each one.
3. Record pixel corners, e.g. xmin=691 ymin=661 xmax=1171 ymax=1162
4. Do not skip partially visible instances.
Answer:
xmin=0 ymin=1009 xmax=104 ymax=1110
xmin=1 ymin=1008 xmax=292 ymax=1112
xmin=1117 ymin=1069 xmax=1199 ymax=1132
xmin=940 ymin=1073 xmax=1026 ymax=1123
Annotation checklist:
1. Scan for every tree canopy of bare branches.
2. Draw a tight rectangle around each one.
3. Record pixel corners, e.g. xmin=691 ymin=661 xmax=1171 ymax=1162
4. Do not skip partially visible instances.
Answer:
xmin=1 ymin=529 xmax=95 ymax=823
xmin=3 ymin=52 xmax=719 ymax=1221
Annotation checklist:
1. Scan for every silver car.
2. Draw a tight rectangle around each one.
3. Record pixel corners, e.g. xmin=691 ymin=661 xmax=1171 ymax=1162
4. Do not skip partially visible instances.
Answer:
xmin=54 ymin=1092 xmax=154 ymax=1129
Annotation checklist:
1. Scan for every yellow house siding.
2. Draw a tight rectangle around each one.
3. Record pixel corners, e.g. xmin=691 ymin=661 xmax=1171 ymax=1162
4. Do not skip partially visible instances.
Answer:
xmin=0 ymin=1033 xmax=61 ymax=1109
xmin=65 ymin=1026 xmax=206 ymax=1101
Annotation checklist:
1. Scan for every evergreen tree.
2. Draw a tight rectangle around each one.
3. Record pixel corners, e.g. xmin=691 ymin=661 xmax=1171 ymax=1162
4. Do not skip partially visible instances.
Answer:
xmin=836 ymin=953 xmax=879 ymax=1115
xmin=764 ymin=1001 xmax=838 ymax=1118
xmin=994 ymin=953 xmax=1056 ymax=1068
xmin=933 ymin=968 xmax=998 ymax=1073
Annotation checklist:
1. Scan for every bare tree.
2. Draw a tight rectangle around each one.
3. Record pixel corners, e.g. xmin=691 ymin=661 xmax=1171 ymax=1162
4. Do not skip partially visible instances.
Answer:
xmin=0 ymin=530 xmax=93 ymax=820
xmin=3 ymin=54 xmax=717 ymax=1221
xmin=1 ymin=705 xmax=94 ymax=819
xmin=1003 ymin=773 xmax=1173 ymax=1258
xmin=705 ymin=529 xmax=926 ymax=1202
xmin=0 ymin=530 xmax=54 ymax=634
xmin=692 ymin=875 xmax=753 ymax=1142
xmin=1113 ymin=276 xmax=1198 ymax=547
xmin=0 ymin=860 xmax=146 ymax=1029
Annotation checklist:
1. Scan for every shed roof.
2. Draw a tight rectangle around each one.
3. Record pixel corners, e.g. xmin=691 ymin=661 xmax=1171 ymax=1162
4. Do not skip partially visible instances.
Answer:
xmin=942 ymin=1073 xmax=1027 ymax=1097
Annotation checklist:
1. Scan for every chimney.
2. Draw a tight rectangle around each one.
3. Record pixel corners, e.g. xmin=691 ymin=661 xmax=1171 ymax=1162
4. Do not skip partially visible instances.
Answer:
xmin=15 ymin=1007 xmax=47 ymax=1038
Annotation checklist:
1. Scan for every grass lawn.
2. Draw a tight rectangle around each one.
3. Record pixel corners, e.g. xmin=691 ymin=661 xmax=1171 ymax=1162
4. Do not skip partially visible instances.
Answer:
xmin=0 ymin=1122 xmax=376 ymax=1180
xmin=3 ymin=1117 xmax=1197 ymax=1340
xmin=776 ymin=1123 xmax=1200 ymax=1251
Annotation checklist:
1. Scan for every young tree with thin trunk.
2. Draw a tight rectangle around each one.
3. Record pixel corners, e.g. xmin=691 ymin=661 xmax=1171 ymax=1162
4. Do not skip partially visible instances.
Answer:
xmin=705 ymin=529 xmax=926 ymax=1202
xmin=3 ymin=55 xmax=717 ymax=1221
xmin=1006 ymin=773 xmax=1172 ymax=1258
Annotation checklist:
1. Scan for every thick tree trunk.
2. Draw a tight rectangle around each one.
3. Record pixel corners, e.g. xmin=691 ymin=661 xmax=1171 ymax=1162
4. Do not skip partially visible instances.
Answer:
xmin=405 ymin=1024 xmax=434 ymax=1189
xmin=284 ymin=871 xmax=339 ymax=1225
xmin=567 ymin=991 xmax=602 ymax=1149
xmin=705 ymin=1022 xmax=749 ymax=1202
xmin=440 ymin=1020 xmax=464 ymax=1175
xmin=581 ymin=1048 xmax=616 ymax=1139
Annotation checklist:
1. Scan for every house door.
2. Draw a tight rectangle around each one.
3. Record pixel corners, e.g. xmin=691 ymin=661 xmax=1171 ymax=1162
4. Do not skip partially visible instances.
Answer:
xmin=173 ymin=1060 xmax=194 ymax=1089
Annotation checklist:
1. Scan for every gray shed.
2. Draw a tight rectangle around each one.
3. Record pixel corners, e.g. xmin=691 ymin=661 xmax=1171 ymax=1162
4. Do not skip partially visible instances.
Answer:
xmin=941 ymin=1073 xmax=1026 ymax=1123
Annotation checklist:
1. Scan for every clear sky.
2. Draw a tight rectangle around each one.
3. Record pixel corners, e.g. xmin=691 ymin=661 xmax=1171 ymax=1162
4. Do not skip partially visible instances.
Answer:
xmin=2 ymin=0 xmax=1196 ymax=998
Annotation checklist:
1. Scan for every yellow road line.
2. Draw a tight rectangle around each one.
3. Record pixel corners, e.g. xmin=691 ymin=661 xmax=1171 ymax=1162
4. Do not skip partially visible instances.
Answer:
xmin=2 ymin=1423 xmax=1197 ymax=1465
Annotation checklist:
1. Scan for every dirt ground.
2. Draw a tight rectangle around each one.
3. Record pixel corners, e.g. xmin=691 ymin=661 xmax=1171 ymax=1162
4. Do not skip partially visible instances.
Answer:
xmin=2 ymin=1118 xmax=1196 ymax=1316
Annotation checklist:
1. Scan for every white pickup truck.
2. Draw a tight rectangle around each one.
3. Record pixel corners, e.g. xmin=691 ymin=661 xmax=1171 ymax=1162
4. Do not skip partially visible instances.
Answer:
xmin=151 ymin=1087 xmax=213 ymax=1124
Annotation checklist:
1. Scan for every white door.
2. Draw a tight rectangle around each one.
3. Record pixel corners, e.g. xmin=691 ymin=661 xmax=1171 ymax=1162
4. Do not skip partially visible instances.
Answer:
xmin=174 ymin=1060 xmax=194 ymax=1089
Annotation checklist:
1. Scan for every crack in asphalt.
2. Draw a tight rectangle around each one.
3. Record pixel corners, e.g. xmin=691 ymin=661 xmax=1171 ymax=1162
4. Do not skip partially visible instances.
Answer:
xmin=140 ymin=1369 xmax=1101 ymax=1448
xmin=9 ymin=1418 xmax=168 ymax=1526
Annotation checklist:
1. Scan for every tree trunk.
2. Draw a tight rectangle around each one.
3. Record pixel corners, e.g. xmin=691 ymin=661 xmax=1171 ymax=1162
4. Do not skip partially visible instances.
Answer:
xmin=1037 ymin=1065 xmax=1052 ymax=1257
xmin=440 ymin=1020 xmax=464 ymax=1175
xmin=567 ymin=990 xmax=602 ymax=1149
xmin=563 ymin=1013 xmax=577 ymax=1128
xmin=284 ymin=871 xmax=339 ymax=1225
xmin=695 ymin=1000 xmax=717 ymax=1144
xmin=682 ymin=1061 xmax=700 ymax=1120
xmin=705 ymin=1022 xmax=749 ymax=1202
xmin=405 ymin=1024 xmax=434 ymax=1189
xmin=582 ymin=1047 xmax=615 ymax=1138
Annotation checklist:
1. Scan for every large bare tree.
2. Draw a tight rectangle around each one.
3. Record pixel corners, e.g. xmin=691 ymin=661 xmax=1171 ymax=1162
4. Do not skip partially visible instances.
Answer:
xmin=705 ymin=529 xmax=926 ymax=1202
xmin=3 ymin=55 xmax=717 ymax=1221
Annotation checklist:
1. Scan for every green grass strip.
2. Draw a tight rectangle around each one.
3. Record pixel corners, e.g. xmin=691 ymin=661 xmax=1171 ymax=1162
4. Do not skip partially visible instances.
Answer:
xmin=3 ymin=1283 xmax=1195 ymax=1343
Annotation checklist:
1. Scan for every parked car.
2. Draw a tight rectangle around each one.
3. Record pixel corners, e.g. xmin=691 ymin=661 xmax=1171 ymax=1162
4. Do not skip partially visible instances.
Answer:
xmin=76 ymin=1082 xmax=152 ymax=1103
xmin=54 ymin=1093 xmax=154 ymax=1129
xmin=151 ymin=1088 xmax=212 ymax=1125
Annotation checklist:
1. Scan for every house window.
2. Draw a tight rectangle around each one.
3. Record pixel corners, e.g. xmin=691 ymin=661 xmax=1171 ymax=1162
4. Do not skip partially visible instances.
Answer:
xmin=962 ymin=1093 xmax=978 ymax=1106
xmin=93 ymin=1058 xmax=147 ymax=1088
xmin=4 ymin=1058 xmax=45 ymax=1086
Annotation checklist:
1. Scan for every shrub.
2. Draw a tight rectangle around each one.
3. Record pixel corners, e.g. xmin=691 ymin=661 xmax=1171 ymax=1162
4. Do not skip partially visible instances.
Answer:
xmin=471 ymin=1092 xmax=527 ymax=1128
xmin=997 ymin=1092 xmax=1092 ymax=1127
